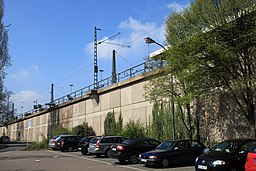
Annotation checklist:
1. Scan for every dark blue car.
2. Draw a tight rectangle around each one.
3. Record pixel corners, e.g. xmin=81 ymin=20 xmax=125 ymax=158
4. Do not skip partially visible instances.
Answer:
xmin=139 ymin=139 xmax=206 ymax=168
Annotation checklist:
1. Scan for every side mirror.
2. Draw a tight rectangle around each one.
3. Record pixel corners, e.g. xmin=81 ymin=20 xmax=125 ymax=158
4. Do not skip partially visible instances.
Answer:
xmin=174 ymin=147 xmax=179 ymax=151
xmin=239 ymin=151 xmax=247 ymax=154
xmin=203 ymin=148 xmax=209 ymax=154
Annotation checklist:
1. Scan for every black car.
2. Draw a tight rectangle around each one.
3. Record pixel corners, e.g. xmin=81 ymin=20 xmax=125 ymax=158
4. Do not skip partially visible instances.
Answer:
xmin=108 ymin=138 xmax=161 ymax=164
xmin=88 ymin=136 xmax=127 ymax=157
xmin=0 ymin=136 xmax=10 ymax=144
xmin=78 ymin=136 xmax=95 ymax=155
xmin=59 ymin=135 xmax=84 ymax=152
xmin=139 ymin=139 xmax=206 ymax=168
xmin=195 ymin=139 xmax=256 ymax=171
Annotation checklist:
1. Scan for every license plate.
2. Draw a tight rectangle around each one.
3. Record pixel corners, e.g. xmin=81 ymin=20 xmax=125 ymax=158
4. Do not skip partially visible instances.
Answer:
xmin=141 ymin=159 xmax=147 ymax=162
xmin=198 ymin=165 xmax=207 ymax=170
xmin=112 ymin=148 xmax=116 ymax=151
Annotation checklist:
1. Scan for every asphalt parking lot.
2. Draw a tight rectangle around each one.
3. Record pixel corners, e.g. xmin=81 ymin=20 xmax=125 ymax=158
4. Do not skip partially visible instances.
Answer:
xmin=0 ymin=145 xmax=194 ymax=171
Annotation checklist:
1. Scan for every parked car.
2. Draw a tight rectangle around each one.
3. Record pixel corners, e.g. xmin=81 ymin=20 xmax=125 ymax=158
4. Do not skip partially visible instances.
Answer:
xmin=78 ymin=136 xmax=96 ymax=155
xmin=60 ymin=135 xmax=84 ymax=152
xmin=48 ymin=135 xmax=71 ymax=150
xmin=88 ymin=136 xmax=127 ymax=157
xmin=139 ymin=139 xmax=206 ymax=168
xmin=0 ymin=136 xmax=10 ymax=144
xmin=195 ymin=139 xmax=256 ymax=171
xmin=245 ymin=142 xmax=256 ymax=171
xmin=108 ymin=137 xmax=161 ymax=164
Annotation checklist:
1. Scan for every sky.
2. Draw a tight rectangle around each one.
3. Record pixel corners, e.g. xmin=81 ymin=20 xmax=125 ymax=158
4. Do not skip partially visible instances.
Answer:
xmin=3 ymin=0 xmax=189 ymax=114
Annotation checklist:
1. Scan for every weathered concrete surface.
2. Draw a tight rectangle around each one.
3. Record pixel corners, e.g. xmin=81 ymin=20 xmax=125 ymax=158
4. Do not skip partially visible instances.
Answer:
xmin=1 ymin=73 xmax=153 ymax=142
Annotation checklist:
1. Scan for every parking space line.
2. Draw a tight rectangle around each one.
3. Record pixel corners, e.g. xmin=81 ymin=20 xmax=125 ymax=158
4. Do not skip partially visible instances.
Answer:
xmin=47 ymin=150 xmax=148 ymax=171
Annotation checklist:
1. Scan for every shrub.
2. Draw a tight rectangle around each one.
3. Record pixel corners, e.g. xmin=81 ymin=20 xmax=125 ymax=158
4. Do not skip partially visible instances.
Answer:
xmin=72 ymin=122 xmax=96 ymax=136
xmin=121 ymin=120 xmax=146 ymax=138
xmin=24 ymin=135 xmax=48 ymax=150
xmin=52 ymin=125 xmax=71 ymax=136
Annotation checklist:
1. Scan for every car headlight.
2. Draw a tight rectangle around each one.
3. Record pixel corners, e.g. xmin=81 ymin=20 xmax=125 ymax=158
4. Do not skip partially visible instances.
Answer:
xmin=139 ymin=154 xmax=141 ymax=158
xmin=212 ymin=160 xmax=225 ymax=166
xmin=195 ymin=157 xmax=199 ymax=162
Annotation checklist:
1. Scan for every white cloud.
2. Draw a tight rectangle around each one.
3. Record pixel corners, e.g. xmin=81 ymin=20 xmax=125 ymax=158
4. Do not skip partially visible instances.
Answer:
xmin=84 ymin=17 xmax=166 ymax=61
xmin=11 ymin=90 xmax=43 ymax=112
xmin=30 ymin=64 xmax=39 ymax=72
xmin=167 ymin=2 xmax=189 ymax=12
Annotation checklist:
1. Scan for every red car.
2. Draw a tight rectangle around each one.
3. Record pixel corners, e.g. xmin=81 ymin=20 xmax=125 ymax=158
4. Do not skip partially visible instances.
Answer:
xmin=245 ymin=151 xmax=256 ymax=171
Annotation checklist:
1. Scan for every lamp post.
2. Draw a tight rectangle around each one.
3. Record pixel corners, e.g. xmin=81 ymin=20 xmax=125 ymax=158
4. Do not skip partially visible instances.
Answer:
xmin=99 ymin=69 xmax=104 ymax=81
xmin=69 ymin=84 xmax=74 ymax=93
xmin=144 ymin=37 xmax=166 ymax=50
xmin=144 ymin=36 xmax=175 ymax=139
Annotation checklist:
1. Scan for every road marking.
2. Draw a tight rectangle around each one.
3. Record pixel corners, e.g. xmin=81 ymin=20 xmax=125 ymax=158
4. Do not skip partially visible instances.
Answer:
xmin=47 ymin=150 xmax=147 ymax=171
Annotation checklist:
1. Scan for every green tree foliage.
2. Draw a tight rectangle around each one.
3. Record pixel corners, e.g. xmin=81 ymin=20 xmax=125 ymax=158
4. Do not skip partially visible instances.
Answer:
xmin=121 ymin=120 xmax=146 ymax=138
xmin=165 ymin=0 xmax=256 ymax=136
xmin=53 ymin=125 xmax=71 ymax=136
xmin=72 ymin=122 xmax=96 ymax=136
xmin=104 ymin=111 xmax=123 ymax=135
xmin=0 ymin=0 xmax=11 ymax=124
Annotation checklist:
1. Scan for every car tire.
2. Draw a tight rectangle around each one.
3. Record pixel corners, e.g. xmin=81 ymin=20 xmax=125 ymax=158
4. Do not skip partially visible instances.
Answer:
xmin=104 ymin=148 xmax=110 ymax=157
xmin=67 ymin=146 xmax=73 ymax=152
xmin=129 ymin=154 xmax=138 ymax=164
xmin=118 ymin=159 xmax=126 ymax=164
xmin=228 ymin=168 xmax=237 ymax=171
xmin=161 ymin=158 xmax=169 ymax=168
xmin=81 ymin=148 xmax=88 ymax=155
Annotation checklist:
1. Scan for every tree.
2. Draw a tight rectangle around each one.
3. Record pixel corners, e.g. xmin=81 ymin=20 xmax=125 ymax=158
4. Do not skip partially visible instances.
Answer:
xmin=0 ymin=0 xmax=11 ymax=123
xmin=165 ymin=0 xmax=256 ymax=136
xmin=104 ymin=111 xmax=123 ymax=135
xmin=121 ymin=120 xmax=146 ymax=138
xmin=72 ymin=122 xmax=96 ymax=136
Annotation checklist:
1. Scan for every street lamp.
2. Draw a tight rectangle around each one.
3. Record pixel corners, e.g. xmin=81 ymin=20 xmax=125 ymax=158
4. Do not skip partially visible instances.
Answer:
xmin=144 ymin=36 xmax=175 ymax=139
xmin=99 ymin=69 xmax=104 ymax=81
xmin=69 ymin=84 xmax=74 ymax=93
xmin=144 ymin=37 xmax=166 ymax=50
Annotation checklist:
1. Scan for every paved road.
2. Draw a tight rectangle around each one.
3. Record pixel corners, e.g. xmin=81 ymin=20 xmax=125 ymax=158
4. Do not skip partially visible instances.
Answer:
xmin=0 ymin=145 xmax=194 ymax=171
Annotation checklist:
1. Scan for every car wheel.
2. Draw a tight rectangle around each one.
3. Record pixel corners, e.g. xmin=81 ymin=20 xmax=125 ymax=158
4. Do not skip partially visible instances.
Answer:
xmin=161 ymin=158 xmax=169 ymax=168
xmin=118 ymin=159 xmax=126 ymax=164
xmin=67 ymin=146 xmax=73 ymax=152
xmin=104 ymin=149 xmax=110 ymax=157
xmin=228 ymin=168 xmax=237 ymax=171
xmin=81 ymin=148 xmax=88 ymax=155
xmin=129 ymin=154 xmax=138 ymax=164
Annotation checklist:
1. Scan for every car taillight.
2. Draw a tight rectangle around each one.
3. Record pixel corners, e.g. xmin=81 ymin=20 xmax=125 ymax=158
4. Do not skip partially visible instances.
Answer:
xmin=54 ymin=140 xmax=57 ymax=144
xmin=116 ymin=145 xmax=125 ymax=151
xmin=61 ymin=140 xmax=64 ymax=147
xmin=96 ymin=140 xmax=100 ymax=148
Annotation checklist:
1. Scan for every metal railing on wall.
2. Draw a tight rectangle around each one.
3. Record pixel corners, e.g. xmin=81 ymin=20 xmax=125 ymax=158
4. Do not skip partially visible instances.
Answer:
xmin=22 ymin=59 xmax=160 ymax=118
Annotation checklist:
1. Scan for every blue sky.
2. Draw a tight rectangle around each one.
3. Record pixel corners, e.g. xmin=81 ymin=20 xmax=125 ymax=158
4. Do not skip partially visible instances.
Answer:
xmin=4 ymin=0 xmax=189 ymax=114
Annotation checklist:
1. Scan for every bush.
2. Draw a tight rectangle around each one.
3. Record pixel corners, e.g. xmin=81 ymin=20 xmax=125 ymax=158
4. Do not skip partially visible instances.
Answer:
xmin=24 ymin=136 xmax=48 ymax=150
xmin=121 ymin=120 xmax=146 ymax=138
xmin=52 ymin=125 xmax=71 ymax=136
xmin=72 ymin=122 xmax=96 ymax=136
xmin=104 ymin=112 xmax=123 ymax=135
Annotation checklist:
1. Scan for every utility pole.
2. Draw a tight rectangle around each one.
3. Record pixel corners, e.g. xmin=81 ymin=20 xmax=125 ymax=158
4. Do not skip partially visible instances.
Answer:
xmin=94 ymin=27 xmax=100 ymax=90
xmin=112 ymin=50 xmax=117 ymax=83
xmin=50 ymin=84 xmax=54 ymax=105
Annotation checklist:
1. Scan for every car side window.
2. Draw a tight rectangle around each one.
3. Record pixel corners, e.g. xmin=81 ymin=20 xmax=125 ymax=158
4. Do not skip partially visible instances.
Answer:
xmin=241 ymin=141 xmax=256 ymax=152
xmin=177 ymin=141 xmax=189 ymax=149
xmin=190 ymin=141 xmax=202 ymax=148
xmin=148 ymin=140 xmax=160 ymax=146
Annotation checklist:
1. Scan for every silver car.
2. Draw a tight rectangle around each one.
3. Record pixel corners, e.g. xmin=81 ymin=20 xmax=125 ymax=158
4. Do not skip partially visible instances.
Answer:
xmin=88 ymin=136 xmax=127 ymax=157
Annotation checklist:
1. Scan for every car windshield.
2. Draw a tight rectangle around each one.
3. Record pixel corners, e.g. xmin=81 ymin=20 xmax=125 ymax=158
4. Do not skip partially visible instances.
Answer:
xmin=90 ymin=137 xmax=100 ymax=144
xmin=211 ymin=141 xmax=243 ymax=153
xmin=157 ymin=141 xmax=176 ymax=150
xmin=122 ymin=139 xmax=135 ymax=145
